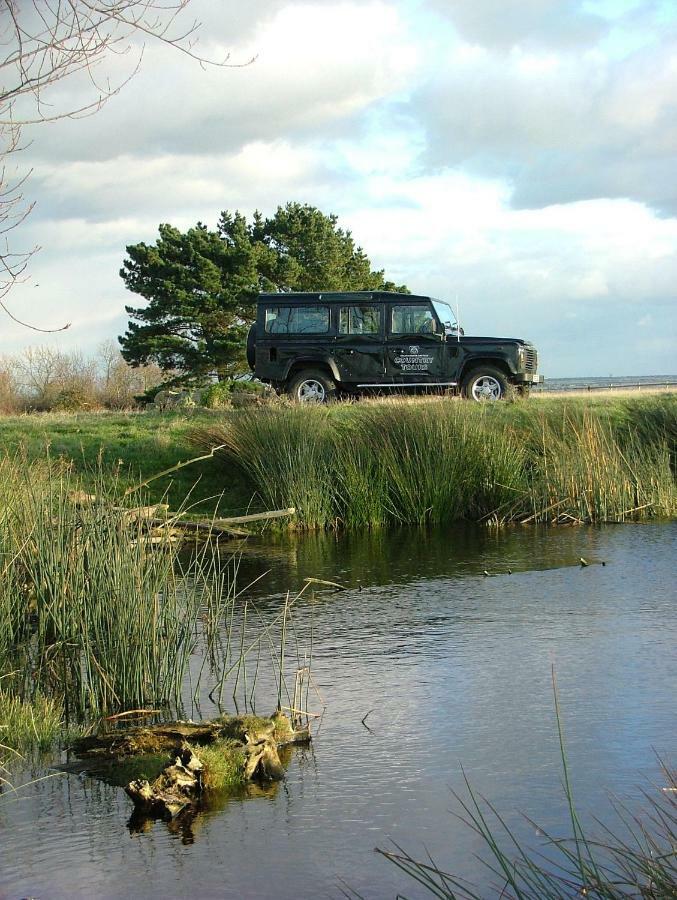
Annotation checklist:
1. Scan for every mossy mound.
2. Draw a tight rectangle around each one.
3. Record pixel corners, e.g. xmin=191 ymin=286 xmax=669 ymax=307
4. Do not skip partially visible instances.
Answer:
xmin=73 ymin=712 xmax=308 ymax=759
xmin=72 ymin=712 xmax=311 ymax=820
xmin=198 ymin=740 xmax=246 ymax=792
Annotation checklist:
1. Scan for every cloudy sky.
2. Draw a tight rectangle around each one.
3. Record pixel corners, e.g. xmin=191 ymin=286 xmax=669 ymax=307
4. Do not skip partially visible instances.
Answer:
xmin=2 ymin=0 xmax=676 ymax=376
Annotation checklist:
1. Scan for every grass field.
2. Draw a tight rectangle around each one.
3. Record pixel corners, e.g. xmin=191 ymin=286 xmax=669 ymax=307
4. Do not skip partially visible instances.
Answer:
xmin=0 ymin=393 xmax=675 ymax=525
xmin=0 ymin=409 xmax=253 ymax=516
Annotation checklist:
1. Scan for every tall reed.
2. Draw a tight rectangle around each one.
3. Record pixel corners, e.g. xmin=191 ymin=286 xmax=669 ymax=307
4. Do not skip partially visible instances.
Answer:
xmin=0 ymin=457 xmax=227 ymax=718
xmin=0 ymin=455 xmax=311 ymax=743
xmin=377 ymin=675 xmax=676 ymax=899
xmin=194 ymin=396 xmax=676 ymax=530
xmin=525 ymin=411 xmax=675 ymax=524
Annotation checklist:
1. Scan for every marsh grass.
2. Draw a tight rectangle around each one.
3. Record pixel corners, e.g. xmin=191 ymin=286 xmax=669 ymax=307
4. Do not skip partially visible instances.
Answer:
xmin=193 ymin=396 xmax=676 ymax=529
xmin=376 ymin=675 xmax=676 ymax=899
xmin=0 ymin=689 xmax=62 ymax=753
xmin=0 ymin=456 xmax=308 ymax=748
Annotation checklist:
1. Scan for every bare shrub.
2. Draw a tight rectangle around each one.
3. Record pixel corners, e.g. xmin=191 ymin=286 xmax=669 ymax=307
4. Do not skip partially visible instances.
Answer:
xmin=0 ymin=357 xmax=22 ymax=413
xmin=1 ymin=1 xmax=245 ymax=330
xmin=11 ymin=346 xmax=97 ymax=410
xmin=96 ymin=340 xmax=165 ymax=408
xmin=0 ymin=341 xmax=186 ymax=412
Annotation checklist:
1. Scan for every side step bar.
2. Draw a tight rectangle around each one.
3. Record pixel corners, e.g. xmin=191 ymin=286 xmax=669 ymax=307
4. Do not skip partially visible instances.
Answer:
xmin=356 ymin=381 xmax=458 ymax=388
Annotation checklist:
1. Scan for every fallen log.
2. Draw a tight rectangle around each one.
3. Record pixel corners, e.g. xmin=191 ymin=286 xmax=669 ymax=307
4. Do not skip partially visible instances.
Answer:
xmin=214 ymin=507 xmax=296 ymax=525
xmin=141 ymin=505 xmax=297 ymax=542
xmin=146 ymin=517 xmax=251 ymax=539
xmin=68 ymin=492 xmax=294 ymax=542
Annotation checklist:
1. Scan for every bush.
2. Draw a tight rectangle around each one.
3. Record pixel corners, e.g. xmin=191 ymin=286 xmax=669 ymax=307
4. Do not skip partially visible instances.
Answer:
xmin=202 ymin=379 xmax=271 ymax=409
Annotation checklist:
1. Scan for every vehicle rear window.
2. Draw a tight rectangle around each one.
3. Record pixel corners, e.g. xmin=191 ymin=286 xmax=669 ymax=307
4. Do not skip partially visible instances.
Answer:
xmin=339 ymin=306 xmax=381 ymax=335
xmin=265 ymin=305 xmax=330 ymax=334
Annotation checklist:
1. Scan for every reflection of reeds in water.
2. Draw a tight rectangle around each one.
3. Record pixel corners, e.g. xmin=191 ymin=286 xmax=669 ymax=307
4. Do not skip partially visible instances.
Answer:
xmin=375 ymin=672 xmax=677 ymax=900
xmin=0 ymin=457 xmax=316 ymax=752
xmin=193 ymin=396 xmax=676 ymax=530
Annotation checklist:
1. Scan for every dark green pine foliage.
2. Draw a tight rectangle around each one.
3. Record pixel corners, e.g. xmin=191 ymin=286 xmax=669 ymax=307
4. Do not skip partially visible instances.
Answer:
xmin=119 ymin=202 xmax=407 ymax=384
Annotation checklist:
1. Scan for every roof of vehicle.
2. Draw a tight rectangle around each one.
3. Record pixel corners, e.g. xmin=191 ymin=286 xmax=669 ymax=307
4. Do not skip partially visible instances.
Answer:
xmin=257 ymin=291 xmax=436 ymax=304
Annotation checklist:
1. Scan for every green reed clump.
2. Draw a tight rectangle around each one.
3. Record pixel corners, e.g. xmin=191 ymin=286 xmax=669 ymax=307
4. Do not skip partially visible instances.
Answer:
xmin=0 ymin=689 xmax=62 ymax=753
xmin=198 ymin=406 xmax=336 ymax=528
xmin=0 ymin=456 xmax=218 ymax=717
xmin=194 ymin=396 xmax=676 ymax=529
xmin=338 ymin=402 xmax=526 ymax=526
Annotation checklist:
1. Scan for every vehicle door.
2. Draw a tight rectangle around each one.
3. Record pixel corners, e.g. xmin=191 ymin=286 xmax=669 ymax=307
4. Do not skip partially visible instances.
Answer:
xmin=385 ymin=302 xmax=447 ymax=382
xmin=332 ymin=303 xmax=385 ymax=384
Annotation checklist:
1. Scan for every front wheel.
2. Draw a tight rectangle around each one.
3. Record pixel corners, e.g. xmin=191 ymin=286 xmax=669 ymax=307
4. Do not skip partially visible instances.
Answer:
xmin=462 ymin=367 xmax=509 ymax=401
xmin=286 ymin=369 xmax=336 ymax=403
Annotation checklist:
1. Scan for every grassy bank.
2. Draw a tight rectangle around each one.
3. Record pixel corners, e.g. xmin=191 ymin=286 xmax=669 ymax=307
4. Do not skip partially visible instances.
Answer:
xmin=0 ymin=409 xmax=251 ymax=516
xmin=193 ymin=395 xmax=677 ymax=529
xmin=1 ymin=395 xmax=675 ymax=528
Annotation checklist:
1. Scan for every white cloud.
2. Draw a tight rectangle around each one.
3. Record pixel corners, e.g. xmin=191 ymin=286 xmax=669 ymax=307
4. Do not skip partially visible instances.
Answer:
xmin=23 ymin=1 xmax=417 ymax=164
xmin=2 ymin=0 xmax=676 ymax=377
xmin=411 ymin=25 xmax=677 ymax=214
xmin=424 ymin=0 xmax=607 ymax=50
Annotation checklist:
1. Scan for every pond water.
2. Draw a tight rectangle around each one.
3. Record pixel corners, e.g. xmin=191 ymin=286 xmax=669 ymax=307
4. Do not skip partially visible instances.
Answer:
xmin=1 ymin=523 xmax=675 ymax=899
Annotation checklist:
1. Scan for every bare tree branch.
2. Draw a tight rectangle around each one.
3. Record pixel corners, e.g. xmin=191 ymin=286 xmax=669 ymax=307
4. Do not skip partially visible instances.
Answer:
xmin=0 ymin=0 xmax=250 ymax=331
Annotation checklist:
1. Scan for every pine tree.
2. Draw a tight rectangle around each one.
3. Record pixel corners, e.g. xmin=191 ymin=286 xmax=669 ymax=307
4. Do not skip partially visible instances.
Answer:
xmin=119 ymin=203 xmax=406 ymax=383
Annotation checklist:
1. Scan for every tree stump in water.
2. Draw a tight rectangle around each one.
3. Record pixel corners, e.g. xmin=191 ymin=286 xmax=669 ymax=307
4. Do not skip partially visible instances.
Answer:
xmin=73 ymin=713 xmax=309 ymax=819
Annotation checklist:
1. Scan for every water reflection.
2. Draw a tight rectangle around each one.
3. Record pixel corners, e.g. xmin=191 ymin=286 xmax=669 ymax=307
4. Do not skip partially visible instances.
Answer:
xmin=126 ymin=773 xmax=288 ymax=845
xmin=1 ymin=522 xmax=675 ymax=900
xmin=233 ymin=523 xmax=611 ymax=600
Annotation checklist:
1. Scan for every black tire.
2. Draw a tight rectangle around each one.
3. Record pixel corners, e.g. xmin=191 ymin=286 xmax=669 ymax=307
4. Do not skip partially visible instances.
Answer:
xmin=461 ymin=366 xmax=509 ymax=401
xmin=286 ymin=369 xmax=336 ymax=403
xmin=246 ymin=324 xmax=256 ymax=370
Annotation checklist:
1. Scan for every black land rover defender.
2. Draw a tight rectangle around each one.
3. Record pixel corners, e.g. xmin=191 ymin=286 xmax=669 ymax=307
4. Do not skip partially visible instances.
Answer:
xmin=247 ymin=291 xmax=543 ymax=402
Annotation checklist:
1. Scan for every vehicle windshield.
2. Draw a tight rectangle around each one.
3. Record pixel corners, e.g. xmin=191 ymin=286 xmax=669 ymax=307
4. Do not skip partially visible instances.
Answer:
xmin=431 ymin=299 xmax=460 ymax=333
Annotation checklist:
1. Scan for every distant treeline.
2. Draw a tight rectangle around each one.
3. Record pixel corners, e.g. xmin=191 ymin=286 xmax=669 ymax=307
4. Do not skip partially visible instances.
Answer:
xmin=0 ymin=342 xmax=166 ymax=412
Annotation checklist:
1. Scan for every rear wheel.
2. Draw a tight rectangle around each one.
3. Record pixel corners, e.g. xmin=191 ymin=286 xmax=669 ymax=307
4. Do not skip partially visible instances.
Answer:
xmin=462 ymin=366 xmax=509 ymax=401
xmin=287 ymin=369 xmax=336 ymax=403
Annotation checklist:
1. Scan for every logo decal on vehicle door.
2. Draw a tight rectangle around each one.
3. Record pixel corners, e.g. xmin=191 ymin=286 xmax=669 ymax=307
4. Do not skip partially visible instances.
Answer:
xmin=394 ymin=348 xmax=435 ymax=371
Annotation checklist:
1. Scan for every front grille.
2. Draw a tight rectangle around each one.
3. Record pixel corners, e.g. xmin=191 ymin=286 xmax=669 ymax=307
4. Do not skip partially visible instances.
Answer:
xmin=524 ymin=346 xmax=537 ymax=372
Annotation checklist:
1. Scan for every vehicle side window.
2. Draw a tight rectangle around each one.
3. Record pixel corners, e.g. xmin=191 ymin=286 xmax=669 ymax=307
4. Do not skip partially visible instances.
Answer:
xmin=391 ymin=305 xmax=437 ymax=335
xmin=265 ymin=305 xmax=330 ymax=334
xmin=339 ymin=306 xmax=381 ymax=335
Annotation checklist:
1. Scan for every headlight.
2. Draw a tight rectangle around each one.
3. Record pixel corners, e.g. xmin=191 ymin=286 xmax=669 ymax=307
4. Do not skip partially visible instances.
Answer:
xmin=517 ymin=346 xmax=525 ymax=367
